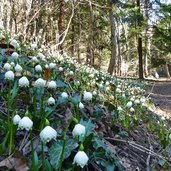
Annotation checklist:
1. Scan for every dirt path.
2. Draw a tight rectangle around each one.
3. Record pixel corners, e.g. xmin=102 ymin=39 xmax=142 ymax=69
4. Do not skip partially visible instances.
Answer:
xmin=149 ymin=81 xmax=171 ymax=115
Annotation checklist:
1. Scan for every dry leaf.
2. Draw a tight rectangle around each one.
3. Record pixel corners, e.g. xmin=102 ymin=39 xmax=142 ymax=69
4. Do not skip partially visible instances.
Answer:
xmin=0 ymin=151 xmax=29 ymax=171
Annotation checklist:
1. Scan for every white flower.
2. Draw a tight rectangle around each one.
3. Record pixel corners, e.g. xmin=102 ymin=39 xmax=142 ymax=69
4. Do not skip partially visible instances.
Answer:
xmin=126 ymin=101 xmax=132 ymax=108
xmin=5 ymin=71 xmax=14 ymax=80
xmin=161 ymin=116 xmax=165 ymax=121
xmin=130 ymin=107 xmax=135 ymax=112
xmin=15 ymin=64 xmax=23 ymax=73
xmin=35 ymin=65 xmax=42 ymax=72
xmin=59 ymin=67 xmax=63 ymax=71
xmin=18 ymin=116 xmax=33 ymax=131
xmin=49 ymin=62 xmax=56 ymax=69
xmin=118 ymin=106 xmax=123 ymax=111
xmin=116 ymin=88 xmax=121 ymax=93
xmin=34 ymin=78 xmax=46 ymax=87
xmin=72 ymin=124 xmax=86 ymax=137
xmin=11 ymin=52 xmax=19 ymax=59
xmin=40 ymin=126 xmax=57 ymax=143
xmin=83 ymin=92 xmax=92 ymax=101
xmin=19 ymin=76 xmax=29 ymax=87
xmin=73 ymin=151 xmax=89 ymax=168
xmin=45 ymin=64 xmax=49 ymax=69
xmin=140 ymin=97 xmax=146 ymax=103
xmin=79 ymin=102 xmax=84 ymax=109
xmin=32 ymin=56 xmax=39 ymax=63
xmin=10 ymin=62 xmax=15 ymax=67
xmin=13 ymin=114 xmax=21 ymax=125
xmin=134 ymin=99 xmax=140 ymax=104
xmin=61 ymin=92 xmax=68 ymax=99
xmin=3 ymin=63 xmax=11 ymax=71
xmin=69 ymin=71 xmax=74 ymax=75
xmin=37 ymin=52 xmax=45 ymax=59
xmin=92 ymin=91 xmax=97 ymax=96
xmin=10 ymin=39 xmax=19 ymax=48
xmin=30 ymin=43 xmax=37 ymax=50
xmin=47 ymin=97 xmax=55 ymax=105
xmin=48 ymin=81 xmax=57 ymax=89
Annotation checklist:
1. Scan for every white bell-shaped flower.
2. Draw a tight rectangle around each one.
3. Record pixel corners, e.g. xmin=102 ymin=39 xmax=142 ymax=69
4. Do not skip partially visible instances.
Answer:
xmin=61 ymin=92 xmax=68 ymax=99
xmin=83 ymin=92 xmax=92 ymax=101
xmin=130 ymin=107 xmax=135 ymax=113
xmin=10 ymin=39 xmax=19 ymax=48
xmin=73 ymin=151 xmax=89 ymax=168
xmin=59 ymin=67 xmax=63 ymax=71
xmin=11 ymin=52 xmax=19 ymax=59
xmin=10 ymin=62 xmax=15 ymax=67
xmin=34 ymin=78 xmax=46 ymax=87
xmin=72 ymin=124 xmax=85 ymax=137
xmin=15 ymin=64 xmax=23 ymax=73
xmin=32 ymin=56 xmax=39 ymax=63
xmin=49 ymin=62 xmax=56 ymax=69
xmin=116 ymin=88 xmax=121 ymax=93
xmin=48 ymin=81 xmax=57 ymax=89
xmin=5 ymin=71 xmax=15 ymax=81
xmin=118 ymin=106 xmax=123 ymax=111
xmin=134 ymin=99 xmax=140 ymax=104
xmin=30 ymin=43 xmax=37 ymax=50
xmin=126 ymin=101 xmax=132 ymax=108
xmin=79 ymin=102 xmax=84 ymax=109
xmin=13 ymin=114 xmax=21 ymax=125
xmin=92 ymin=91 xmax=97 ymax=96
xmin=3 ymin=63 xmax=11 ymax=71
xmin=35 ymin=65 xmax=42 ymax=72
xmin=40 ymin=126 xmax=57 ymax=143
xmin=18 ymin=116 xmax=33 ymax=131
xmin=69 ymin=71 xmax=74 ymax=76
xmin=19 ymin=76 xmax=29 ymax=87
xmin=47 ymin=97 xmax=55 ymax=105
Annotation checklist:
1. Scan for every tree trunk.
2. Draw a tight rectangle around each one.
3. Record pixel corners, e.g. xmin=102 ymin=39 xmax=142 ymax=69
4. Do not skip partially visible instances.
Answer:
xmin=86 ymin=0 xmax=94 ymax=66
xmin=137 ymin=0 xmax=144 ymax=79
xmin=108 ymin=0 xmax=117 ymax=75
xmin=58 ymin=0 xmax=65 ymax=54
xmin=144 ymin=0 xmax=149 ymax=77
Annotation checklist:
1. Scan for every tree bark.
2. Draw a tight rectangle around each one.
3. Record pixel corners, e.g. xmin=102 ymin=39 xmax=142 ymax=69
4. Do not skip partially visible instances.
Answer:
xmin=86 ymin=0 xmax=94 ymax=66
xmin=108 ymin=0 xmax=117 ymax=75
xmin=137 ymin=0 xmax=144 ymax=79
xmin=58 ymin=0 xmax=65 ymax=54
xmin=144 ymin=0 xmax=149 ymax=77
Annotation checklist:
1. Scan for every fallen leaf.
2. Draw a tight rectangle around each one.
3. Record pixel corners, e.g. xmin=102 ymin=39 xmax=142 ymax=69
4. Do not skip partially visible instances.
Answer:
xmin=0 ymin=151 xmax=29 ymax=171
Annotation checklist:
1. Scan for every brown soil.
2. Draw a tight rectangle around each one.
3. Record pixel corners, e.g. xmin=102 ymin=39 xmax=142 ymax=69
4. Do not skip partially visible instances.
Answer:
xmin=149 ymin=81 xmax=171 ymax=115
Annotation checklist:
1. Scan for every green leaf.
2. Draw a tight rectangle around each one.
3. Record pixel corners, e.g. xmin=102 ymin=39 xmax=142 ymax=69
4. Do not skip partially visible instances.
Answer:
xmin=80 ymin=119 xmax=95 ymax=137
xmin=71 ymin=94 xmax=80 ymax=105
xmin=33 ymin=151 xmax=39 ymax=170
xmin=0 ymin=131 xmax=9 ymax=155
xmin=49 ymin=139 xmax=78 ymax=170
xmin=93 ymin=138 xmax=107 ymax=150
xmin=45 ymin=159 xmax=53 ymax=171
xmin=56 ymin=80 xmax=68 ymax=88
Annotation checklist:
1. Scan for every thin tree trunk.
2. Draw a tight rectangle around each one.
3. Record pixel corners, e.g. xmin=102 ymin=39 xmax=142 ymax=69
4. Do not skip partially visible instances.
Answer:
xmin=144 ymin=0 xmax=149 ymax=77
xmin=86 ymin=0 xmax=94 ymax=66
xmin=108 ymin=0 xmax=117 ymax=75
xmin=58 ymin=0 xmax=65 ymax=54
xmin=137 ymin=0 xmax=144 ymax=79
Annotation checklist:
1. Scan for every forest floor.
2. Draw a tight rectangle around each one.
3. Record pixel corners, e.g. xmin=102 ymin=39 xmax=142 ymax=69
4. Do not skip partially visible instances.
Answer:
xmin=148 ymin=80 xmax=171 ymax=118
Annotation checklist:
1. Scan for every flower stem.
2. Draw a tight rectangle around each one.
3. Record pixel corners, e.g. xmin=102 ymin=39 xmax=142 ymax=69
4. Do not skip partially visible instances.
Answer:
xmin=7 ymin=81 xmax=12 ymax=155
xmin=41 ymin=142 xmax=45 ymax=171
xmin=58 ymin=119 xmax=72 ymax=171
xmin=30 ymin=131 xmax=36 ymax=171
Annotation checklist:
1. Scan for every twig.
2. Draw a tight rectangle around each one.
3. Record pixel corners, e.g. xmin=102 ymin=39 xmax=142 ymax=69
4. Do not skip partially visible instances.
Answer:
xmin=104 ymin=137 xmax=171 ymax=164
xmin=146 ymin=137 xmax=152 ymax=171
